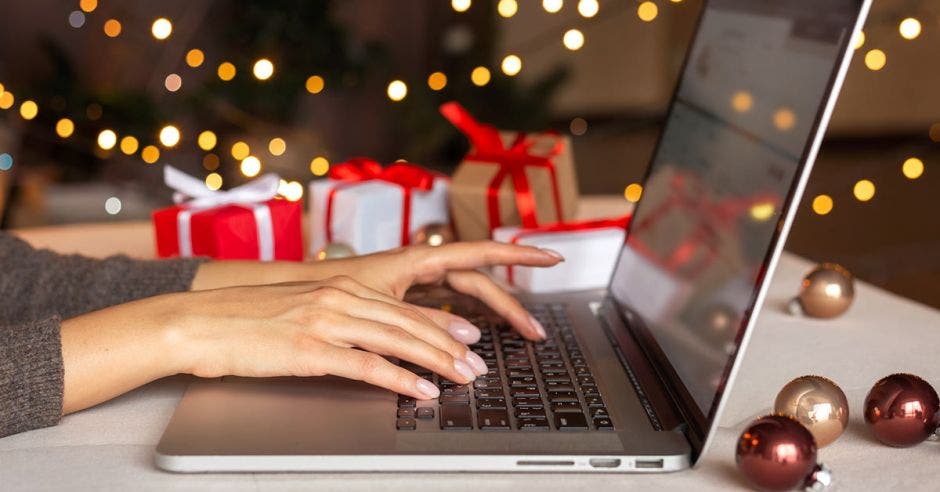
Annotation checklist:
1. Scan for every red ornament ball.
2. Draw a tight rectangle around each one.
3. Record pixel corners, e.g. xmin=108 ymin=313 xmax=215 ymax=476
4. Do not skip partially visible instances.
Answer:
xmin=736 ymin=415 xmax=821 ymax=491
xmin=864 ymin=373 xmax=939 ymax=447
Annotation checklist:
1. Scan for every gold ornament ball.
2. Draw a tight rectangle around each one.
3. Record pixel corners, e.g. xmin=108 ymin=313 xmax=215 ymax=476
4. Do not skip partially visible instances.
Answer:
xmin=774 ymin=375 xmax=849 ymax=447
xmin=316 ymin=242 xmax=356 ymax=260
xmin=411 ymin=223 xmax=454 ymax=247
xmin=791 ymin=263 xmax=855 ymax=318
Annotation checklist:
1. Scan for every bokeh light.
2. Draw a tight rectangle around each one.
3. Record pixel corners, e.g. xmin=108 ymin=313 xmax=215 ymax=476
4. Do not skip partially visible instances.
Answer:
xmin=252 ymin=58 xmax=275 ymax=80
xmin=569 ymin=117 xmax=588 ymax=136
xmin=731 ymin=91 xmax=753 ymax=113
xmin=578 ymin=0 xmax=599 ymax=18
xmin=864 ymin=49 xmax=886 ymax=71
xmin=104 ymin=196 xmax=122 ymax=215
xmin=854 ymin=30 xmax=865 ymax=50
xmin=428 ymin=72 xmax=448 ymax=91
xmin=305 ymin=75 xmax=325 ymax=94
xmin=452 ymin=0 xmax=471 ymax=13
xmin=902 ymin=157 xmax=924 ymax=180
xmin=773 ymin=108 xmax=796 ymax=131
xmin=159 ymin=125 xmax=181 ymax=147
xmin=563 ymin=29 xmax=584 ymax=50
xmin=151 ymin=18 xmax=173 ymax=40
xmin=471 ymin=66 xmax=491 ymax=86
xmin=387 ymin=80 xmax=408 ymax=101
xmin=310 ymin=156 xmax=330 ymax=176
xmin=542 ymin=0 xmax=563 ymax=13
xmin=141 ymin=145 xmax=160 ymax=164
xmin=283 ymin=181 xmax=304 ymax=201
xmin=217 ymin=62 xmax=236 ymax=81
xmin=501 ymin=55 xmax=522 ymax=76
xmin=79 ymin=0 xmax=97 ymax=13
xmin=231 ymin=141 xmax=251 ymax=160
xmin=103 ymin=19 xmax=122 ymax=38
xmin=637 ymin=1 xmax=658 ymax=22
xmin=68 ymin=11 xmax=85 ymax=29
xmin=205 ymin=173 xmax=223 ymax=191
xmin=240 ymin=156 xmax=262 ymax=177
xmin=812 ymin=195 xmax=833 ymax=215
xmin=164 ymin=73 xmax=182 ymax=92
xmin=268 ymin=137 xmax=287 ymax=156
xmin=19 ymin=100 xmax=38 ymax=120
xmin=497 ymin=0 xmax=518 ymax=18
xmin=899 ymin=18 xmax=922 ymax=40
xmin=97 ymin=129 xmax=117 ymax=150
xmin=853 ymin=179 xmax=875 ymax=202
xmin=197 ymin=130 xmax=217 ymax=151
xmin=0 ymin=153 xmax=13 ymax=171
xmin=624 ymin=183 xmax=643 ymax=203
xmin=55 ymin=118 xmax=75 ymax=138
xmin=0 ymin=91 xmax=13 ymax=109
xmin=119 ymin=136 xmax=139 ymax=155
xmin=203 ymin=153 xmax=220 ymax=171
xmin=186 ymin=49 xmax=204 ymax=68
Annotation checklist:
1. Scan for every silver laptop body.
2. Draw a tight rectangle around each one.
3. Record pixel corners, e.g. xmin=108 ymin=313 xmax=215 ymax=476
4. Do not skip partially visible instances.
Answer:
xmin=156 ymin=0 xmax=870 ymax=473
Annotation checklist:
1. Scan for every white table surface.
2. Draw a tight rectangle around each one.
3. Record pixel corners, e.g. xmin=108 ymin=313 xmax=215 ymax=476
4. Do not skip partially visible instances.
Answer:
xmin=3 ymin=197 xmax=939 ymax=491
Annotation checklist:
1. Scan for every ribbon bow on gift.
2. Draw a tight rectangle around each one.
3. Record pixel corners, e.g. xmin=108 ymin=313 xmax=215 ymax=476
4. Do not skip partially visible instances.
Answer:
xmin=325 ymin=158 xmax=439 ymax=245
xmin=164 ymin=165 xmax=282 ymax=260
xmin=440 ymin=101 xmax=564 ymax=230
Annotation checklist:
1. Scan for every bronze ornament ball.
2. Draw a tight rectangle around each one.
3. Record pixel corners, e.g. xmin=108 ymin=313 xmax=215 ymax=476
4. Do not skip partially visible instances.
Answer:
xmin=735 ymin=415 xmax=829 ymax=491
xmin=791 ymin=263 xmax=855 ymax=318
xmin=774 ymin=375 xmax=849 ymax=447
xmin=411 ymin=223 xmax=454 ymax=247
xmin=316 ymin=242 xmax=356 ymax=260
xmin=863 ymin=373 xmax=940 ymax=447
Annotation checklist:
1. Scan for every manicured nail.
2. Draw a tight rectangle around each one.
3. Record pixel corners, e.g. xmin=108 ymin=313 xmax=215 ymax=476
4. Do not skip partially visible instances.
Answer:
xmin=528 ymin=314 xmax=548 ymax=340
xmin=415 ymin=378 xmax=440 ymax=399
xmin=541 ymin=248 xmax=565 ymax=261
xmin=454 ymin=359 xmax=477 ymax=382
xmin=464 ymin=351 xmax=488 ymax=375
xmin=447 ymin=319 xmax=482 ymax=344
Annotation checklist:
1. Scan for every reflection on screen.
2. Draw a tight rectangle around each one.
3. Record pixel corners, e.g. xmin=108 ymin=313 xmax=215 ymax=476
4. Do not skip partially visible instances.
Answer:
xmin=611 ymin=0 xmax=859 ymax=419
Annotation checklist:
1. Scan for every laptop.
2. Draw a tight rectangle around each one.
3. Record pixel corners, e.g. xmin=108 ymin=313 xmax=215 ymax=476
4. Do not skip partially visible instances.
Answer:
xmin=156 ymin=0 xmax=870 ymax=473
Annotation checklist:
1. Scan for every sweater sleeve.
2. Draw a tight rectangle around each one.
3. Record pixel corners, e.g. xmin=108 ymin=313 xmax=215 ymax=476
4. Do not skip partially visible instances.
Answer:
xmin=1 ymin=318 xmax=63 ymax=438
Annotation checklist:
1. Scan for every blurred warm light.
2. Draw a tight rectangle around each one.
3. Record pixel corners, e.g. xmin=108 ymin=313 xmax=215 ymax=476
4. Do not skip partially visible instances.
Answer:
xmin=197 ymin=130 xmax=217 ymax=151
xmin=97 ymin=129 xmax=117 ymax=150
xmin=773 ymin=108 xmax=796 ymax=131
xmin=268 ymin=137 xmax=287 ymax=156
xmin=731 ymin=91 xmax=753 ymax=113
xmin=231 ymin=141 xmax=250 ymax=160
xmin=103 ymin=19 xmax=122 ymax=37
xmin=853 ymin=179 xmax=875 ymax=202
xmin=310 ymin=156 xmax=330 ymax=176
xmin=929 ymin=123 xmax=940 ymax=143
xmin=387 ymin=80 xmax=408 ymax=101
xmin=563 ymin=29 xmax=584 ymax=50
xmin=471 ymin=66 xmax=491 ymax=86
xmin=501 ymin=55 xmax=522 ymax=76
xmin=578 ymin=0 xmax=599 ymax=18
xmin=0 ymin=91 xmax=13 ymax=109
xmin=80 ymin=0 xmax=97 ymax=13
xmin=186 ymin=49 xmax=204 ymax=68
xmin=86 ymin=103 xmax=102 ymax=120
xmin=452 ymin=0 xmax=471 ymax=13
xmin=497 ymin=0 xmax=518 ymax=18
xmin=902 ymin=157 xmax=924 ymax=180
xmin=812 ymin=195 xmax=833 ymax=215
xmin=141 ymin=145 xmax=160 ymax=164
xmin=217 ymin=62 xmax=236 ymax=81
xmin=427 ymin=72 xmax=448 ymax=91
xmin=164 ymin=73 xmax=182 ymax=92
xmin=899 ymin=18 xmax=922 ymax=40
xmin=624 ymin=183 xmax=643 ymax=203
xmin=305 ymin=75 xmax=325 ymax=94
xmin=202 ymin=153 xmax=220 ymax=171
xmin=569 ymin=117 xmax=588 ymax=136
xmin=104 ymin=196 xmax=122 ymax=215
xmin=151 ymin=18 xmax=172 ymax=40
xmin=240 ymin=156 xmax=262 ymax=177
xmin=69 ymin=11 xmax=85 ymax=29
xmin=853 ymin=30 xmax=865 ymax=50
xmin=637 ymin=1 xmax=658 ymax=22
xmin=283 ymin=181 xmax=304 ymax=202
xmin=205 ymin=172 xmax=223 ymax=191
xmin=253 ymin=59 xmax=275 ymax=80
xmin=749 ymin=202 xmax=775 ymax=221
xmin=55 ymin=118 xmax=75 ymax=138
xmin=120 ymin=136 xmax=139 ymax=155
xmin=542 ymin=0 xmax=563 ymax=13
xmin=864 ymin=49 xmax=886 ymax=71
xmin=159 ymin=125 xmax=181 ymax=147
xmin=0 ymin=83 xmax=4 ymax=96
xmin=19 ymin=100 xmax=38 ymax=120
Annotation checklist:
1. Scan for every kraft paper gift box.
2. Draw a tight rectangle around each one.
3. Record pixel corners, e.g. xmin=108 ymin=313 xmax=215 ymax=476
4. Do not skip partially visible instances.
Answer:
xmin=153 ymin=166 xmax=303 ymax=261
xmin=492 ymin=216 xmax=630 ymax=293
xmin=441 ymin=102 xmax=579 ymax=241
xmin=309 ymin=158 xmax=450 ymax=256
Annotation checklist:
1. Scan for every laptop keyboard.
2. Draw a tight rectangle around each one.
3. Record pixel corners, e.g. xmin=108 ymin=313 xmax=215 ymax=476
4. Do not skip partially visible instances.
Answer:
xmin=396 ymin=302 xmax=613 ymax=432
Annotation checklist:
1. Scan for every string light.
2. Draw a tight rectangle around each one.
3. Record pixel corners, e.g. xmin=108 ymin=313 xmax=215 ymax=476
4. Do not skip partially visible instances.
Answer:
xmin=97 ymin=129 xmax=117 ymax=150
xmin=902 ymin=157 xmax=924 ymax=179
xmin=104 ymin=196 xmax=122 ymax=215
xmin=119 ymin=136 xmax=139 ymax=155
xmin=151 ymin=18 xmax=173 ymax=40
xmin=387 ymin=80 xmax=408 ymax=101
xmin=578 ymin=0 xmax=599 ymax=18
xmin=637 ymin=1 xmax=658 ymax=22
xmin=19 ymin=100 xmax=38 ymax=120
xmin=812 ymin=195 xmax=833 ymax=215
xmin=203 ymin=153 xmax=220 ymax=171
xmin=205 ymin=172 xmax=223 ymax=191
xmin=471 ymin=66 xmax=491 ymax=86
xmin=542 ymin=0 xmax=563 ymax=13
xmin=427 ymin=72 xmax=447 ymax=91
xmin=497 ymin=0 xmax=518 ymax=18
xmin=231 ymin=141 xmax=250 ymax=160
xmin=197 ymin=130 xmax=217 ymax=151
xmin=252 ymin=59 xmax=274 ymax=80
xmin=268 ymin=137 xmax=286 ymax=156
xmin=158 ymin=125 xmax=180 ymax=147
xmin=773 ymin=108 xmax=796 ymax=131
xmin=103 ymin=19 xmax=122 ymax=38
xmin=624 ymin=183 xmax=643 ymax=203
xmin=854 ymin=31 xmax=866 ymax=50
xmin=217 ymin=62 xmax=236 ymax=81
xmin=240 ymin=156 xmax=262 ymax=177
xmin=853 ymin=179 xmax=875 ymax=202
xmin=749 ymin=202 xmax=775 ymax=221
xmin=185 ymin=49 xmax=204 ymax=68
xmin=451 ymin=0 xmax=471 ymax=13
xmin=310 ymin=156 xmax=330 ymax=176
xmin=305 ymin=75 xmax=325 ymax=94
xmin=864 ymin=49 xmax=886 ymax=71
xmin=899 ymin=18 xmax=922 ymax=40
xmin=569 ymin=117 xmax=588 ymax=135
xmin=0 ymin=91 xmax=13 ymax=109
xmin=141 ymin=145 xmax=160 ymax=164
xmin=731 ymin=91 xmax=753 ymax=113
xmin=563 ymin=29 xmax=584 ymax=50
xmin=164 ymin=73 xmax=182 ymax=92
xmin=930 ymin=123 xmax=940 ymax=143
xmin=283 ymin=181 xmax=304 ymax=201
xmin=55 ymin=118 xmax=75 ymax=138
xmin=501 ymin=55 xmax=522 ymax=76
xmin=79 ymin=0 xmax=97 ymax=13
xmin=68 ymin=11 xmax=85 ymax=29
xmin=0 ymin=153 xmax=12 ymax=171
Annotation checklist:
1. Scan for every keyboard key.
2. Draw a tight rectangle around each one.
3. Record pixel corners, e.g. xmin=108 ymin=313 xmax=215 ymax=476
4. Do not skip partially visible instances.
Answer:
xmin=443 ymin=385 xmax=470 ymax=395
xmin=397 ymin=407 xmax=416 ymax=418
xmin=473 ymin=379 xmax=501 ymax=390
xmin=477 ymin=398 xmax=508 ymax=410
xmin=478 ymin=409 xmax=510 ymax=430
xmin=512 ymin=398 xmax=544 ymax=409
xmin=545 ymin=383 xmax=575 ymax=392
xmin=515 ymin=408 xmax=547 ymax=420
xmin=585 ymin=396 xmax=605 ymax=408
xmin=510 ymin=376 xmax=537 ymax=387
xmin=440 ymin=394 xmax=470 ymax=405
xmin=554 ymin=412 xmax=589 ymax=431
xmin=518 ymin=418 xmax=550 ymax=431
xmin=593 ymin=417 xmax=614 ymax=430
xmin=548 ymin=392 xmax=579 ymax=403
xmin=570 ymin=358 xmax=587 ymax=367
xmin=508 ymin=369 xmax=535 ymax=378
xmin=416 ymin=407 xmax=435 ymax=419
xmin=543 ymin=375 xmax=571 ymax=383
xmin=551 ymin=402 xmax=583 ymax=413
xmin=591 ymin=407 xmax=610 ymax=418
xmin=441 ymin=405 xmax=473 ymax=430
xmin=396 ymin=417 xmax=417 ymax=430
xmin=538 ymin=360 xmax=564 ymax=368
xmin=510 ymin=387 xmax=540 ymax=398
xmin=474 ymin=389 xmax=505 ymax=399
xmin=506 ymin=360 xmax=533 ymax=369
xmin=398 ymin=395 xmax=416 ymax=407
xmin=574 ymin=366 xmax=592 ymax=376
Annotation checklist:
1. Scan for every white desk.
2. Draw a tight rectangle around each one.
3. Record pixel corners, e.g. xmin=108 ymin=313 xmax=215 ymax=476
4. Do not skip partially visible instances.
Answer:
xmin=3 ymin=197 xmax=939 ymax=490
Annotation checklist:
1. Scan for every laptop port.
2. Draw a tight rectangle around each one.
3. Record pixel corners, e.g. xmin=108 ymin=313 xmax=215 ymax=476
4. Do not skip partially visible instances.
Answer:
xmin=635 ymin=459 xmax=664 ymax=469
xmin=516 ymin=460 xmax=575 ymax=467
xmin=589 ymin=458 xmax=621 ymax=468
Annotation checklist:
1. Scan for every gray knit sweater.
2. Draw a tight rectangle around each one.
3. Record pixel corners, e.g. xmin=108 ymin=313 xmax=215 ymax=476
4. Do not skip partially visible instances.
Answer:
xmin=0 ymin=232 xmax=202 ymax=438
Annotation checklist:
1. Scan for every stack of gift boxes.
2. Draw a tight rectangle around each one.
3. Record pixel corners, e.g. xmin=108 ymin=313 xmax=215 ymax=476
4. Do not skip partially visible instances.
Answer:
xmin=152 ymin=102 xmax=633 ymax=292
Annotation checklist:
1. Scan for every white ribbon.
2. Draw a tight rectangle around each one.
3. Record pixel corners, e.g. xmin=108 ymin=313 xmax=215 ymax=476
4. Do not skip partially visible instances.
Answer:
xmin=164 ymin=165 xmax=280 ymax=261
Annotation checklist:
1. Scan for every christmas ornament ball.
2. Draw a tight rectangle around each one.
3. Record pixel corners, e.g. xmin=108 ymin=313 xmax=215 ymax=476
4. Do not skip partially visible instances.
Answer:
xmin=790 ymin=263 xmax=855 ymax=318
xmin=864 ymin=373 xmax=939 ymax=447
xmin=774 ymin=375 xmax=849 ymax=447
xmin=316 ymin=242 xmax=356 ymax=260
xmin=411 ymin=223 xmax=454 ymax=247
xmin=736 ymin=415 xmax=827 ymax=491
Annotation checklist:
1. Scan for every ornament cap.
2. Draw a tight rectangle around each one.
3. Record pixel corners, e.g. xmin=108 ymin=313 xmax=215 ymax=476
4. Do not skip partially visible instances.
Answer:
xmin=804 ymin=463 xmax=833 ymax=491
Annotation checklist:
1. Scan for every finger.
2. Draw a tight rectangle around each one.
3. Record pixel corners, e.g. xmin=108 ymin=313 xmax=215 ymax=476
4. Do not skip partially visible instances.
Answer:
xmin=312 ymin=343 xmax=440 ymax=400
xmin=412 ymin=306 xmax=482 ymax=345
xmin=445 ymin=270 xmax=547 ymax=341
xmin=412 ymin=241 xmax=563 ymax=284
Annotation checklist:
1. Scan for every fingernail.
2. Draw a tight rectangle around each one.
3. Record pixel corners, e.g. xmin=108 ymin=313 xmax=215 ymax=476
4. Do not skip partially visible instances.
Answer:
xmin=447 ymin=320 xmax=482 ymax=344
xmin=415 ymin=378 xmax=440 ymax=399
xmin=541 ymin=248 xmax=565 ymax=261
xmin=528 ymin=314 xmax=548 ymax=340
xmin=454 ymin=359 xmax=477 ymax=382
xmin=464 ymin=351 xmax=488 ymax=375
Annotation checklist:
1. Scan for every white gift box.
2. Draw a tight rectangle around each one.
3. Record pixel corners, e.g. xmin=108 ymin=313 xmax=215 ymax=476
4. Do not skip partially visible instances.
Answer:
xmin=309 ymin=177 xmax=449 ymax=255
xmin=492 ymin=223 xmax=626 ymax=293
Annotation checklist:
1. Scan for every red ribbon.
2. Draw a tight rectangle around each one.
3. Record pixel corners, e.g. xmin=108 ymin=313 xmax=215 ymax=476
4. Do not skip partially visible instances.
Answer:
xmin=504 ymin=215 xmax=632 ymax=286
xmin=441 ymin=102 xmax=564 ymax=231
xmin=325 ymin=158 xmax=438 ymax=246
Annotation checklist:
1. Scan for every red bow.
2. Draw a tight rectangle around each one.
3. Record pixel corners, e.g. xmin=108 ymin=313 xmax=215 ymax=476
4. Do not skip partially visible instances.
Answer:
xmin=326 ymin=158 xmax=438 ymax=246
xmin=441 ymin=102 xmax=564 ymax=230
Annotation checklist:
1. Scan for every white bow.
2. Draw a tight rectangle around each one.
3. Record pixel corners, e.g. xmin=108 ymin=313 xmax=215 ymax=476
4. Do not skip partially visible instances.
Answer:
xmin=164 ymin=165 xmax=280 ymax=260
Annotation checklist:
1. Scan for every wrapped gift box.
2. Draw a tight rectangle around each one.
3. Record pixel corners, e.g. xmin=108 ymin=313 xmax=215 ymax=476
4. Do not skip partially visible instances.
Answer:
xmin=309 ymin=158 xmax=449 ymax=256
xmin=441 ymin=102 xmax=579 ymax=240
xmin=492 ymin=216 xmax=629 ymax=293
xmin=153 ymin=166 xmax=303 ymax=261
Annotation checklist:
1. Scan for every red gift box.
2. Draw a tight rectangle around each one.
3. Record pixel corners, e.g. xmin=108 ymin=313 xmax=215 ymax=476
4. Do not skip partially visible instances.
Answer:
xmin=153 ymin=166 xmax=303 ymax=261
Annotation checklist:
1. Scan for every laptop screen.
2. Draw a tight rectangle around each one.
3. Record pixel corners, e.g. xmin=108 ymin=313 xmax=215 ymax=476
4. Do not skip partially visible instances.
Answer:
xmin=610 ymin=0 xmax=862 ymax=431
